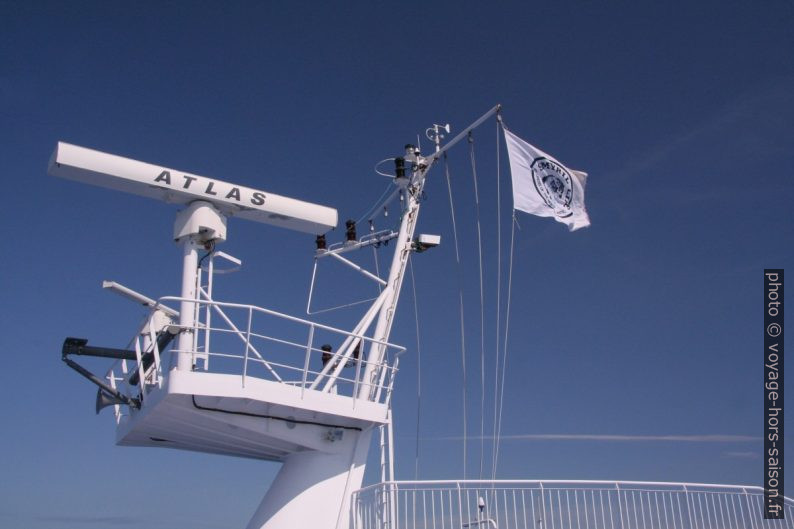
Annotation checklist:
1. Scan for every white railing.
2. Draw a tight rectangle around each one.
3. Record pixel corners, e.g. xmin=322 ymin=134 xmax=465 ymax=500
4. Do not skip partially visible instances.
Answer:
xmin=352 ymin=481 xmax=794 ymax=529
xmin=103 ymin=296 xmax=404 ymax=422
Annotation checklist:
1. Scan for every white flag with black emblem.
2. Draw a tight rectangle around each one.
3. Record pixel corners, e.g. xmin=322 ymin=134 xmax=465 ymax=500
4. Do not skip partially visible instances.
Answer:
xmin=503 ymin=128 xmax=590 ymax=231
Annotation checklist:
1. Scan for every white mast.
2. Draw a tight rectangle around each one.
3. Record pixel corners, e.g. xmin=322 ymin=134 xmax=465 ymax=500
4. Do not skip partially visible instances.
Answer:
xmin=358 ymin=105 xmax=501 ymax=401
xmin=358 ymin=149 xmax=426 ymax=401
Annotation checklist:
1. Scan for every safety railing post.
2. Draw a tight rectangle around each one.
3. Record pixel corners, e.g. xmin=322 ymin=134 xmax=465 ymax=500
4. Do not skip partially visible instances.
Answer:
xmin=192 ymin=302 xmax=199 ymax=366
xmin=350 ymin=490 xmax=359 ymax=529
xmin=204 ymin=297 xmax=213 ymax=371
xmin=376 ymin=483 xmax=384 ymax=529
xmin=392 ymin=481 xmax=400 ymax=529
xmin=134 ymin=336 xmax=147 ymax=398
xmin=301 ymin=325 xmax=314 ymax=398
xmin=107 ymin=368 xmax=121 ymax=423
xmin=353 ymin=337 xmax=363 ymax=405
xmin=683 ymin=485 xmax=696 ymax=529
xmin=243 ymin=306 xmax=252 ymax=387
xmin=457 ymin=482 xmax=464 ymax=529
xmin=747 ymin=488 xmax=757 ymax=529
xmin=385 ymin=353 xmax=400 ymax=406
xmin=148 ymin=320 xmax=163 ymax=387
xmin=615 ymin=483 xmax=625 ymax=529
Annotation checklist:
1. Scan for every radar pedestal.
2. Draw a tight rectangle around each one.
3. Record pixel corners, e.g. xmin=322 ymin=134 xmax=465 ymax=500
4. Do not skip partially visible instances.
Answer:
xmin=172 ymin=200 xmax=226 ymax=371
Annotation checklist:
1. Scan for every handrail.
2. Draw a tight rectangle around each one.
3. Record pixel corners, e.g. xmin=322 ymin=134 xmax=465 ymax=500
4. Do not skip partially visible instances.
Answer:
xmin=100 ymin=294 xmax=406 ymax=424
xmin=352 ymin=479 xmax=794 ymax=529
xmin=156 ymin=296 xmax=406 ymax=353
xmin=355 ymin=480 xmax=788 ymax=496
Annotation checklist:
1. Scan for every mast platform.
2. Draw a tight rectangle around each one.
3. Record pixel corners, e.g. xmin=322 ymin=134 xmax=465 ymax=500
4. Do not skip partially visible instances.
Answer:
xmin=116 ymin=369 xmax=390 ymax=461
xmin=98 ymin=293 xmax=404 ymax=463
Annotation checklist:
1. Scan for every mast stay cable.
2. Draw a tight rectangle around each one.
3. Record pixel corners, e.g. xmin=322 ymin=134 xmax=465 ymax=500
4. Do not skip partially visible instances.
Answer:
xmin=410 ymin=105 xmax=503 ymax=482
xmin=492 ymin=114 xmax=516 ymax=479
xmin=493 ymin=212 xmax=516 ymax=478
xmin=468 ymin=132 xmax=487 ymax=480
xmin=444 ymin=152 xmax=468 ymax=479
xmin=490 ymin=116 xmax=503 ymax=479
xmin=409 ymin=259 xmax=422 ymax=479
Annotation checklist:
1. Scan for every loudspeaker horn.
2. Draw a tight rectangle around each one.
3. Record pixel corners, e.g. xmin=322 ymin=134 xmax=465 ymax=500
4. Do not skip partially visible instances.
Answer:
xmin=96 ymin=389 xmax=125 ymax=414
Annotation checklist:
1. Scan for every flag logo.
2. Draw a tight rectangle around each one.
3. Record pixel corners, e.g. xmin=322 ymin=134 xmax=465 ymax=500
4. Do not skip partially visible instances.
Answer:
xmin=531 ymin=157 xmax=574 ymax=217
xmin=503 ymin=127 xmax=590 ymax=231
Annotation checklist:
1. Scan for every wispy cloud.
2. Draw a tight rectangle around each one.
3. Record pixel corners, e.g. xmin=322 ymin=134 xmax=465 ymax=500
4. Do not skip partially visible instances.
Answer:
xmin=31 ymin=513 xmax=226 ymax=529
xmin=722 ymin=451 xmax=760 ymax=459
xmin=35 ymin=514 xmax=141 ymax=525
xmin=422 ymin=433 xmax=758 ymax=443
xmin=611 ymin=81 xmax=794 ymax=182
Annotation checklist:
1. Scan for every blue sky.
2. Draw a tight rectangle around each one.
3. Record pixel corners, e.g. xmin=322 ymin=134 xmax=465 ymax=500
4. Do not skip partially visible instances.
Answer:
xmin=1 ymin=1 xmax=792 ymax=528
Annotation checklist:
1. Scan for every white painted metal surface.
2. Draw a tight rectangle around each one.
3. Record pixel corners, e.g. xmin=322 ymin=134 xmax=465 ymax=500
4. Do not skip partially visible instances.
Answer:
xmin=48 ymin=141 xmax=338 ymax=233
xmin=103 ymin=294 xmax=405 ymax=435
xmin=247 ymin=429 xmax=374 ymax=529
xmin=352 ymin=481 xmax=794 ymax=529
xmin=173 ymin=200 xmax=228 ymax=242
xmin=102 ymin=280 xmax=180 ymax=317
xmin=99 ymin=271 xmax=405 ymax=528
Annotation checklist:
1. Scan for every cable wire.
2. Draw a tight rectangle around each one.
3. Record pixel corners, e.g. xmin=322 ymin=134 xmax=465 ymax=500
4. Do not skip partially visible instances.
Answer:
xmin=444 ymin=152 xmax=467 ymax=479
xmin=374 ymin=157 xmax=397 ymax=178
xmin=492 ymin=211 xmax=517 ymax=478
xmin=356 ymin=181 xmax=396 ymax=225
xmin=197 ymin=240 xmax=216 ymax=269
xmin=468 ymin=132 xmax=487 ymax=480
xmin=409 ymin=259 xmax=422 ymax=479
xmin=491 ymin=116 xmax=503 ymax=479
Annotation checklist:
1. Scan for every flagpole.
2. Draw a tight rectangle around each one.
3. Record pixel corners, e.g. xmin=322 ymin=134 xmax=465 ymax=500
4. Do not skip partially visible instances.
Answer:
xmin=430 ymin=104 xmax=501 ymax=162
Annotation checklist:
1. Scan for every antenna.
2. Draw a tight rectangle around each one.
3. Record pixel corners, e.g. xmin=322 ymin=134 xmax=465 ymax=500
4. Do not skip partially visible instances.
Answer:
xmin=48 ymin=142 xmax=337 ymax=234
xmin=49 ymin=141 xmax=339 ymax=371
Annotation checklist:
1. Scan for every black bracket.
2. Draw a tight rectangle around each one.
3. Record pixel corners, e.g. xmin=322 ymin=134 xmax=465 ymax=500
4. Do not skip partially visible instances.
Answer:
xmin=61 ymin=337 xmax=141 ymax=411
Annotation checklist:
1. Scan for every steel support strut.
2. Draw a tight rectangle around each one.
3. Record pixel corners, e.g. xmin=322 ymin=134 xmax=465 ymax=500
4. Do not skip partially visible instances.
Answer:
xmin=61 ymin=337 xmax=141 ymax=409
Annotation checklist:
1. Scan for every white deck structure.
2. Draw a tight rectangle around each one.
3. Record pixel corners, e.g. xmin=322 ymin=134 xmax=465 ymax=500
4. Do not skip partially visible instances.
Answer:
xmin=101 ymin=292 xmax=403 ymax=529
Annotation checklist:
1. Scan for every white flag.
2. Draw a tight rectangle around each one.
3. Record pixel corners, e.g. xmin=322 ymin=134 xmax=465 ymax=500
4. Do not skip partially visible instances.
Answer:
xmin=504 ymin=128 xmax=590 ymax=231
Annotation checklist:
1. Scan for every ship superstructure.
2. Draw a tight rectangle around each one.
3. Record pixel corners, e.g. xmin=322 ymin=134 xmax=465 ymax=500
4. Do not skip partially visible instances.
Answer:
xmin=55 ymin=107 xmax=792 ymax=529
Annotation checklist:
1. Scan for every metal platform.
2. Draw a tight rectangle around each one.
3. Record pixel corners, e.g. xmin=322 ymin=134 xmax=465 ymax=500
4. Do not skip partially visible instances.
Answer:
xmin=102 ymin=295 xmax=403 ymax=461
xmin=116 ymin=370 xmax=390 ymax=460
